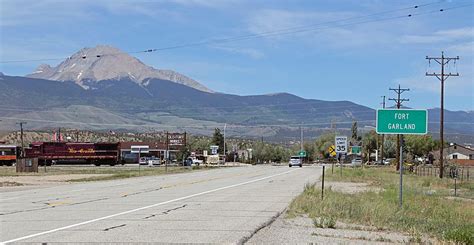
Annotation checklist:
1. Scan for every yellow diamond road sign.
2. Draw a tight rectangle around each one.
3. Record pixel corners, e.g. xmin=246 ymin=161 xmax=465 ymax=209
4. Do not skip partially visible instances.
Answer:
xmin=328 ymin=145 xmax=336 ymax=157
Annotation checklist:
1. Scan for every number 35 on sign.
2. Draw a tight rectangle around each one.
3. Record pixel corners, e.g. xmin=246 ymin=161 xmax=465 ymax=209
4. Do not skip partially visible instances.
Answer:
xmin=335 ymin=136 xmax=348 ymax=153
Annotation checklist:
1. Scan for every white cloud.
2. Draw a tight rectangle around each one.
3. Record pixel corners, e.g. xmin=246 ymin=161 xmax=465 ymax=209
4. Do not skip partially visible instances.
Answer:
xmin=162 ymin=0 xmax=239 ymax=8
xmin=244 ymin=8 xmax=423 ymax=50
xmin=400 ymin=27 xmax=474 ymax=44
xmin=447 ymin=41 xmax=474 ymax=53
xmin=0 ymin=0 xmax=187 ymax=27
xmin=211 ymin=45 xmax=264 ymax=59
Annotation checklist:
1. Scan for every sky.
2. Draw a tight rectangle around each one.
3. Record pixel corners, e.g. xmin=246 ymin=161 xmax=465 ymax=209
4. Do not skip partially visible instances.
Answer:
xmin=1 ymin=0 xmax=473 ymax=111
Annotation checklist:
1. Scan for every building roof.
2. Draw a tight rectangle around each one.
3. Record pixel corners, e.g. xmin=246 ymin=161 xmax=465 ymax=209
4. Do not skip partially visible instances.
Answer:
xmin=119 ymin=141 xmax=167 ymax=150
xmin=431 ymin=143 xmax=474 ymax=158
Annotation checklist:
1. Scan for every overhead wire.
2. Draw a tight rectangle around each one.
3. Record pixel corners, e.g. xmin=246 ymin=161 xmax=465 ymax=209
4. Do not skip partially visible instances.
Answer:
xmin=2 ymin=1 xmax=469 ymax=64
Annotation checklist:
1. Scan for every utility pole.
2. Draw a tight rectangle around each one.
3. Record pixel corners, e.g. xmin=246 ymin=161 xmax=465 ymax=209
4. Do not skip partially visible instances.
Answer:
xmin=16 ymin=122 xmax=27 ymax=158
xmin=223 ymin=123 xmax=227 ymax=164
xmin=426 ymin=52 xmax=459 ymax=179
xmin=380 ymin=96 xmax=386 ymax=165
xmin=389 ymin=85 xmax=409 ymax=171
xmin=300 ymin=124 xmax=304 ymax=164
xmin=300 ymin=125 xmax=304 ymax=151
xmin=166 ymin=131 xmax=169 ymax=172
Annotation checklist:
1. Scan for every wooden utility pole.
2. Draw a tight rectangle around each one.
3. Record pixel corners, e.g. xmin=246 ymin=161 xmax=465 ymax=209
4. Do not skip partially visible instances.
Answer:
xmin=380 ymin=96 xmax=386 ymax=165
xmin=16 ymin=122 xmax=27 ymax=158
xmin=389 ymin=85 xmax=409 ymax=171
xmin=426 ymin=52 xmax=459 ymax=178
xmin=166 ymin=131 xmax=169 ymax=172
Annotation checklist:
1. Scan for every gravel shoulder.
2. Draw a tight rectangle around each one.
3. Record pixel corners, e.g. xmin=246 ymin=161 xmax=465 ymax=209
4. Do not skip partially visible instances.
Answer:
xmin=246 ymin=180 xmax=429 ymax=244
xmin=246 ymin=212 xmax=415 ymax=244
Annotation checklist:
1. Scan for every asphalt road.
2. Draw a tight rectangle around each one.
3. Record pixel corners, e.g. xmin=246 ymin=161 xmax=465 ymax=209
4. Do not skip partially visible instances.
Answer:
xmin=0 ymin=165 xmax=321 ymax=244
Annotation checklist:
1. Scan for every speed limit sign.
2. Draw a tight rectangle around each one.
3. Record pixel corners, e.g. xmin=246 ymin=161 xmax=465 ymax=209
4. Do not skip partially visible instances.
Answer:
xmin=335 ymin=136 xmax=348 ymax=153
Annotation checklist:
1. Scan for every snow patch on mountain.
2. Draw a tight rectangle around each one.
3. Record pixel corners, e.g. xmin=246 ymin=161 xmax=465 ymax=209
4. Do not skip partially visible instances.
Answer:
xmin=27 ymin=45 xmax=213 ymax=93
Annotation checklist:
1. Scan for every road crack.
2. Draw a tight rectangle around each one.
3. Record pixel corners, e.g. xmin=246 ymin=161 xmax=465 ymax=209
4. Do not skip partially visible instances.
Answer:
xmin=143 ymin=204 xmax=188 ymax=219
xmin=103 ymin=224 xmax=126 ymax=231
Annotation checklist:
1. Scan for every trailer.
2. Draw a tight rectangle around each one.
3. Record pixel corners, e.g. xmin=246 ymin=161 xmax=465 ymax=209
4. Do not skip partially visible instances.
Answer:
xmin=0 ymin=145 xmax=18 ymax=166
xmin=25 ymin=142 xmax=120 ymax=166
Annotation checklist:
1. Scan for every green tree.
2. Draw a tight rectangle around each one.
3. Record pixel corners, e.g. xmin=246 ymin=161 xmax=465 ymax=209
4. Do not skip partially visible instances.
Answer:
xmin=189 ymin=136 xmax=211 ymax=152
xmin=212 ymin=128 xmax=225 ymax=154
xmin=405 ymin=135 xmax=435 ymax=160
xmin=383 ymin=137 xmax=397 ymax=158
xmin=351 ymin=121 xmax=358 ymax=140
xmin=314 ymin=133 xmax=336 ymax=159
xmin=362 ymin=130 xmax=378 ymax=162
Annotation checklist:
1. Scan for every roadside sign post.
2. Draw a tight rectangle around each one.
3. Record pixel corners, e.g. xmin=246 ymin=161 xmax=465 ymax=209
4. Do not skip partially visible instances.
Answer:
xmin=335 ymin=136 xmax=347 ymax=177
xmin=376 ymin=109 xmax=428 ymax=208
xmin=321 ymin=165 xmax=325 ymax=200
xmin=328 ymin=145 xmax=336 ymax=174
xmin=399 ymin=141 xmax=403 ymax=208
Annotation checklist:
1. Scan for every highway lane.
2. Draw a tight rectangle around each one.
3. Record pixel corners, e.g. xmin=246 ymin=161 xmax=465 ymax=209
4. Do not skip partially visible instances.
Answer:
xmin=1 ymin=165 xmax=321 ymax=244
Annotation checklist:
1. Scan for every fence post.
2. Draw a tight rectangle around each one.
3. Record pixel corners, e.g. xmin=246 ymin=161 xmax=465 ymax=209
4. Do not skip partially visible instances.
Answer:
xmin=454 ymin=177 xmax=457 ymax=197
xmin=321 ymin=165 xmax=325 ymax=200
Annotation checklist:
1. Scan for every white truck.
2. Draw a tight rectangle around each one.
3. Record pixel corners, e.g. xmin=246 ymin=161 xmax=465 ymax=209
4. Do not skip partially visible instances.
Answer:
xmin=186 ymin=157 xmax=203 ymax=166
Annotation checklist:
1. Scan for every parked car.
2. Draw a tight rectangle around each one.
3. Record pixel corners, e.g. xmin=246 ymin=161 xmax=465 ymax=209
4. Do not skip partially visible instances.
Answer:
xmin=147 ymin=156 xmax=161 ymax=166
xmin=351 ymin=158 xmax=362 ymax=166
xmin=139 ymin=157 xmax=148 ymax=165
xmin=383 ymin=158 xmax=395 ymax=165
xmin=289 ymin=156 xmax=302 ymax=167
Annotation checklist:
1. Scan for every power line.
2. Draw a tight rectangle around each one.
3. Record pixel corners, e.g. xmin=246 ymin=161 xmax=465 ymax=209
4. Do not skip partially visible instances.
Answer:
xmin=2 ymin=1 xmax=471 ymax=64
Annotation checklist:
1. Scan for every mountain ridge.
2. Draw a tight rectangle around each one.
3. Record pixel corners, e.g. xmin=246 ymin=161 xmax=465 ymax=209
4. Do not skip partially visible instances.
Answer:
xmin=26 ymin=45 xmax=213 ymax=93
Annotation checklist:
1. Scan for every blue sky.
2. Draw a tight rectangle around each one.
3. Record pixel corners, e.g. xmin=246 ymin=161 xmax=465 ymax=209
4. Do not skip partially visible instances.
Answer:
xmin=1 ymin=0 xmax=473 ymax=110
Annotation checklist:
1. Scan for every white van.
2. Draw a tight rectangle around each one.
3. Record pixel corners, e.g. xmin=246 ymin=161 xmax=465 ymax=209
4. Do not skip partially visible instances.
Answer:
xmin=289 ymin=156 xmax=302 ymax=167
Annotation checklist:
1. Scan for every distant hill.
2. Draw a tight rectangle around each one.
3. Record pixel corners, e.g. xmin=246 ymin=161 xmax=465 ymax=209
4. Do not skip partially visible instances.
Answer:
xmin=1 ymin=44 xmax=472 ymax=144
xmin=1 ymin=74 xmax=472 ymax=144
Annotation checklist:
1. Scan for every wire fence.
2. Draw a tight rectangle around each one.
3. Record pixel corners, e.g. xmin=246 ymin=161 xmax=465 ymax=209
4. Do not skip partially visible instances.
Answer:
xmin=414 ymin=165 xmax=472 ymax=181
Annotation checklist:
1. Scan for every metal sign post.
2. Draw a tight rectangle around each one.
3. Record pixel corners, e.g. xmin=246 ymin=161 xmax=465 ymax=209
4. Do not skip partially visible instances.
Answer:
xmin=335 ymin=136 xmax=347 ymax=177
xmin=399 ymin=139 xmax=403 ymax=208
xmin=377 ymin=109 xmax=427 ymax=209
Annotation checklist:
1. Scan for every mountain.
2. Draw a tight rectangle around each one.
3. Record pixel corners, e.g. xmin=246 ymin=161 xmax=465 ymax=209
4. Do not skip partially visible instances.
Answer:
xmin=0 ymin=74 xmax=376 ymax=138
xmin=1 ymin=45 xmax=472 ymax=143
xmin=27 ymin=45 xmax=213 ymax=93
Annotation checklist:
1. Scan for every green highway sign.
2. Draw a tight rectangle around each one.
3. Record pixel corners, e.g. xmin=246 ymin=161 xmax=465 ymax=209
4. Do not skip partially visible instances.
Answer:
xmin=351 ymin=146 xmax=361 ymax=154
xmin=376 ymin=109 xmax=428 ymax=135
xmin=298 ymin=150 xmax=307 ymax=157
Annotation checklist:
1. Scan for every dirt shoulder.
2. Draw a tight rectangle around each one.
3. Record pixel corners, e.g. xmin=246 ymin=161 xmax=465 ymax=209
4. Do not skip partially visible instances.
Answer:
xmin=0 ymin=174 xmax=113 ymax=192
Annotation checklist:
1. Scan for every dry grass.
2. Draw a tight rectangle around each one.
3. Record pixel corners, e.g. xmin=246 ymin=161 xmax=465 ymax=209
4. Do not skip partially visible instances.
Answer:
xmin=288 ymin=167 xmax=474 ymax=244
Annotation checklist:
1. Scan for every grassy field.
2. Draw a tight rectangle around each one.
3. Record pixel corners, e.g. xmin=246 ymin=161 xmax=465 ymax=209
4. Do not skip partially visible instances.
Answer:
xmin=288 ymin=166 xmax=474 ymax=244
xmin=0 ymin=165 xmax=212 ymax=181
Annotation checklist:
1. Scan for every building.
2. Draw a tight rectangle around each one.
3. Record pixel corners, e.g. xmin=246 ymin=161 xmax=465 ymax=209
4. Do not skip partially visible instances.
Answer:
xmin=119 ymin=142 xmax=168 ymax=163
xmin=431 ymin=143 xmax=474 ymax=166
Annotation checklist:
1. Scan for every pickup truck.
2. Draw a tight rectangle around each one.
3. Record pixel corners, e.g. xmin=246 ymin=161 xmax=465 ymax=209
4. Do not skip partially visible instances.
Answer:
xmin=186 ymin=157 xmax=203 ymax=166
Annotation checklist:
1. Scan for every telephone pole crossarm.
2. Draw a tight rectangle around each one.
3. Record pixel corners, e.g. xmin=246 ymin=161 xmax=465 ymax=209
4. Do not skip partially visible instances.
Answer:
xmin=388 ymin=85 xmax=410 ymax=171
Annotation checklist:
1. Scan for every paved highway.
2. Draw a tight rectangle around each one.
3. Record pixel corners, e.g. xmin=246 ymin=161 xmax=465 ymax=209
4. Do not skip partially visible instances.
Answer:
xmin=1 ymin=165 xmax=321 ymax=244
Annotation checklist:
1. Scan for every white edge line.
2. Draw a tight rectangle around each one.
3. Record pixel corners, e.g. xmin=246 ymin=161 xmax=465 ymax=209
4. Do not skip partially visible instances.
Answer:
xmin=1 ymin=168 xmax=299 ymax=244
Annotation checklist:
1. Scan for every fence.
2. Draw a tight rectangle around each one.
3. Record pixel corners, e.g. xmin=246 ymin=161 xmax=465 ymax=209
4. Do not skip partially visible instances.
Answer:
xmin=414 ymin=165 xmax=472 ymax=181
